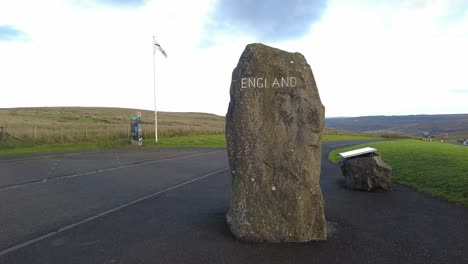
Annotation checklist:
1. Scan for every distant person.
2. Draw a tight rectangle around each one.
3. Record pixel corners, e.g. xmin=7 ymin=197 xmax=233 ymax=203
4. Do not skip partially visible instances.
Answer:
xmin=464 ymin=138 xmax=467 ymax=146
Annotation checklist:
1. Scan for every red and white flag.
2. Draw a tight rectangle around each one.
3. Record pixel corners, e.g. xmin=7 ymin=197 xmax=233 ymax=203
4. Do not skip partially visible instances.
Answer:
xmin=153 ymin=37 xmax=167 ymax=58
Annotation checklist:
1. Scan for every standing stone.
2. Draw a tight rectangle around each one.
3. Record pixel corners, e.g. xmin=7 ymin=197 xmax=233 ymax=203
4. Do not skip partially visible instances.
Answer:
xmin=225 ymin=43 xmax=326 ymax=242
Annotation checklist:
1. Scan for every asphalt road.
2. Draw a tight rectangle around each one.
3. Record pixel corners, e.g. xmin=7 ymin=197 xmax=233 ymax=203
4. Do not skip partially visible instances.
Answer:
xmin=0 ymin=142 xmax=466 ymax=264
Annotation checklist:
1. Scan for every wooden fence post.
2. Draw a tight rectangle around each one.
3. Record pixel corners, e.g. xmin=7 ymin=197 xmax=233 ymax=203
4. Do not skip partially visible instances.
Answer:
xmin=34 ymin=126 xmax=37 ymax=140
xmin=0 ymin=127 xmax=4 ymax=142
xmin=61 ymin=127 xmax=64 ymax=142
xmin=85 ymin=127 xmax=88 ymax=140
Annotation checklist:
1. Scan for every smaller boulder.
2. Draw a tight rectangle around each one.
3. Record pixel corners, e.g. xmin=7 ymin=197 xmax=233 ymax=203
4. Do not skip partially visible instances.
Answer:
xmin=339 ymin=155 xmax=392 ymax=191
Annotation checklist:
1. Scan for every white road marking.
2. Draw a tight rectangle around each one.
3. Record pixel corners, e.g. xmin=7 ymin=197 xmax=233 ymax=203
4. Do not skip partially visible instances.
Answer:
xmin=0 ymin=152 xmax=87 ymax=164
xmin=0 ymin=167 xmax=229 ymax=257
xmin=0 ymin=150 xmax=226 ymax=192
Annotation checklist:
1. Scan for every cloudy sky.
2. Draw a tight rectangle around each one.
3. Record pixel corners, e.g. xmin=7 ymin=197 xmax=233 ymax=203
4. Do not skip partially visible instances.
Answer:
xmin=0 ymin=0 xmax=467 ymax=117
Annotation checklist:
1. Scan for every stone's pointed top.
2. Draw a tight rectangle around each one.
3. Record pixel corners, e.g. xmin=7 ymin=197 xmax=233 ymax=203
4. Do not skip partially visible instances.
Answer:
xmin=245 ymin=43 xmax=296 ymax=53
xmin=246 ymin=42 xmax=269 ymax=48
xmin=245 ymin=43 xmax=283 ymax=51
xmin=236 ymin=43 xmax=309 ymax=73
xmin=242 ymin=43 xmax=305 ymax=57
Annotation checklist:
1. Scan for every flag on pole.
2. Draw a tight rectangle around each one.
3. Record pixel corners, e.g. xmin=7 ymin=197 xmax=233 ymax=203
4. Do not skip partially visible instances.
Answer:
xmin=153 ymin=37 xmax=167 ymax=58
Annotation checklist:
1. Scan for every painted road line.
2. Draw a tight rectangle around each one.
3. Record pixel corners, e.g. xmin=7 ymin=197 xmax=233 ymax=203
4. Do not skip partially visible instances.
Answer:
xmin=0 ymin=148 xmax=217 ymax=164
xmin=0 ymin=152 xmax=88 ymax=164
xmin=0 ymin=167 xmax=229 ymax=257
xmin=0 ymin=150 xmax=226 ymax=192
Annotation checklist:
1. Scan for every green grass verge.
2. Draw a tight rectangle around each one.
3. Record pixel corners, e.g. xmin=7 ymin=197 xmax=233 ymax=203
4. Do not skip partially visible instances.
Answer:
xmin=329 ymin=139 xmax=468 ymax=206
xmin=0 ymin=140 xmax=131 ymax=156
xmin=0 ymin=134 xmax=227 ymax=157
xmin=322 ymin=134 xmax=383 ymax=141
xmin=0 ymin=133 xmax=384 ymax=157
xmin=144 ymin=134 xmax=226 ymax=148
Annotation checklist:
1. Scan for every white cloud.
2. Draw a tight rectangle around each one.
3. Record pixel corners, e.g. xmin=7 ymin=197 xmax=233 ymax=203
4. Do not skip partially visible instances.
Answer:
xmin=275 ymin=0 xmax=468 ymax=116
xmin=0 ymin=0 xmax=467 ymax=117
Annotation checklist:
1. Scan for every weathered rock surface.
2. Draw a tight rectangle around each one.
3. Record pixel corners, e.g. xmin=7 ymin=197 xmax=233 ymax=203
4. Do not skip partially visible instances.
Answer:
xmin=225 ymin=43 xmax=327 ymax=242
xmin=339 ymin=155 xmax=392 ymax=191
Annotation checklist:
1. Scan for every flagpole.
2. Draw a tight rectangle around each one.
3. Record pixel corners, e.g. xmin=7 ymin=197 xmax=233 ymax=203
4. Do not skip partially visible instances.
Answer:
xmin=153 ymin=36 xmax=158 ymax=143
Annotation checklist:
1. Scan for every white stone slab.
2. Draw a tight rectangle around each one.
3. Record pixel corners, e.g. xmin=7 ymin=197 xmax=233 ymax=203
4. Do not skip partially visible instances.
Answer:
xmin=339 ymin=147 xmax=377 ymax=159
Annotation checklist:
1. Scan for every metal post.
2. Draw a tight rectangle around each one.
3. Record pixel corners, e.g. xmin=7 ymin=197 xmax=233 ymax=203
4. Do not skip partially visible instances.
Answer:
xmin=153 ymin=36 xmax=158 ymax=143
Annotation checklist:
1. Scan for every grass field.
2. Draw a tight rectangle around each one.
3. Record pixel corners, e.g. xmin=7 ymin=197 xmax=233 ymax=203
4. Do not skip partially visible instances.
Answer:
xmin=0 ymin=107 xmax=399 ymax=143
xmin=329 ymin=139 xmax=468 ymax=206
xmin=322 ymin=134 xmax=383 ymax=141
xmin=0 ymin=134 xmax=228 ymax=156
xmin=0 ymin=107 xmax=225 ymax=142
xmin=0 ymin=107 xmax=392 ymax=156
xmin=0 ymin=133 xmax=385 ymax=157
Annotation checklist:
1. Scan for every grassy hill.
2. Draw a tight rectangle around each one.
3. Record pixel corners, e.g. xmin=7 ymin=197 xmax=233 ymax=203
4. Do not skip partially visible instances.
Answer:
xmin=326 ymin=114 xmax=468 ymax=142
xmin=1 ymin=107 xmax=390 ymax=143
xmin=0 ymin=107 xmax=389 ymax=156
xmin=0 ymin=107 xmax=225 ymax=142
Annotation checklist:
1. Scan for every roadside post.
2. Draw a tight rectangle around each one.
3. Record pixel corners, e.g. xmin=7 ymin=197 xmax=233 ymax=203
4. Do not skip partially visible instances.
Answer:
xmin=130 ymin=112 xmax=143 ymax=146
